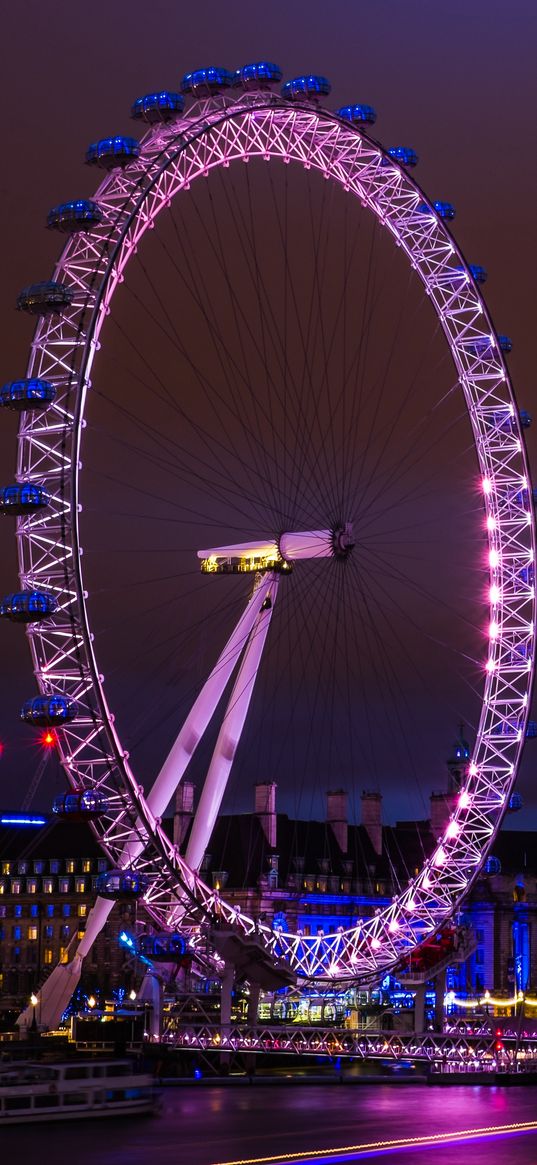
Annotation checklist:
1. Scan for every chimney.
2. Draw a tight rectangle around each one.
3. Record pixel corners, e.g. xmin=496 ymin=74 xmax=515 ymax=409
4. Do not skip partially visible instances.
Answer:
xmin=255 ymin=782 xmax=277 ymax=848
xmin=430 ymin=791 xmax=454 ymax=841
xmin=361 ymin=791 xmax=383 ymax=856
xmin=327 ymin=789 xmax=348 ymax=853
xmin=173 ymin=781 xmax=195 ymax=849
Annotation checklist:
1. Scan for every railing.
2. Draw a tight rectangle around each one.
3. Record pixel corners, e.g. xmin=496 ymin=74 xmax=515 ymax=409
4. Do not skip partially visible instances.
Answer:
xmin=162 ymin=1022 xmax=537 ymax=1070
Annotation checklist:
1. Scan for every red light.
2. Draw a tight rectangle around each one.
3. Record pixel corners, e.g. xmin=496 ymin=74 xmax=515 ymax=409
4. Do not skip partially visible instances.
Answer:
xmin=496 ymin=1040 xmax=504 ymax=1051
xmin=41 ymin=731 xmax=55 ymax=747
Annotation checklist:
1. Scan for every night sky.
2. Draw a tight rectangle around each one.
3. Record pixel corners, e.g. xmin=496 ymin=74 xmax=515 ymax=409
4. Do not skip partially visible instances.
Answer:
xmin=0 ymin=1 xmax=536 ymax=834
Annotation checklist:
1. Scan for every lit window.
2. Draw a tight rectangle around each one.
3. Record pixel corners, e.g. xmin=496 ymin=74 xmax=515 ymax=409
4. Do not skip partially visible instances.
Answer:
xmin=45 ymin=925 xmax=53 ymax=939
xmin=30 ymin=904 xmax=39 ymax=918
xmin=59 ymin=879 xmax=70 ymax=893
xmin=28 ymin=926 xmax=38 ymax=941
xmin=77 ymin=904 xmax=87 ymax=918
xmin=0 ymin=906 xmax=6 ymax=918
xmin=75 ymin=879 xmax=86 ymax=894
xmin=61 ymin=924 xmax=70 ymax=938
xmin=44 ymin=948 xmax=53 ymax=965
xmin=62 ymin=904 xmax=71 ymax=918
xmin=12 ymin=926 xmax=21 ymax=940
xmin=18 ymin=861 xmax=28 ymax=875
xmin=26 ymin=880 xmax=37 ymax=894
xmin=11 ymin=880 xmax=21 ymax=894
xmin=1 ymin=862 xmax=10 ymax=875
xmin=46 ymin=904 xmax=54 ymax=918
xmin=77 ymin=929 xmax=85 ymax=940
xmin=82 ymin=860 xmax=92 ymax=874
xmin=43 ymin=878 xmax=54 ymax=894
xmin=97 ymin=859 xmax=107 ymax=873
xmin=59 ymin=947 xmax=68 ymax=964
xmin=33 ymin=861 xmax=44 ymax=875
xmin=49 ymin=860 xmax=60 ymax=874
xmin=0 ymin=881 xmax=5 ymax=895
xmin=65 ymin=860 xmax=76 ymax=874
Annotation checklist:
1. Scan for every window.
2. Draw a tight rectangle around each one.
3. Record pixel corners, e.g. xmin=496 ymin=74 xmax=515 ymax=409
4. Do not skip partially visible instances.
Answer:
xmin=43 ymin=878 xmax=53 ymax=894
xmin=33 ymin=861 xmax=44 ymax=875
xmin=49 ymin=860 xmax=60 ymax=874
xmin=475 ymin=948 xmax=484 ymax=965
xmin=11 ymin=880 xmax=21 ymax=894
xmin=75 ymin=878 xmax=86 ymax=894
xmin=14 ymin=904 xmax=23 ymax=919
xmin=59 ymin=947 xmax=68 ymax=964
xmin=61 ymin=924 xmax=70 ymax=938
xmin=12 ymin=926 xmax=21 ymax=940
xmin=82 ymin=859 xmax=92 ymax=874
xmin=44 ymin=948 xmax=53 ymax=965
xmin=26 ymin=879 xmax=38 ymax=894
xmin=62 ymin=904 xmax=71 ymax=918
xmin=0 ymin=905 xmax=6 ymax=918
xmin=59 ymin=879 xmax=70 ymax=893
xmin=77 ymin=904 xmax=87 ymax=918
xmin=28 ymin=926 xmax=38 ymax=941
xmin=1 ymin=862 xmax=10 ymax=875
xmin=45 ymin=925 xmax=53 ymax=939
xmin=46 ymin=904 xmax=55 ymax=918
xmin=476 ymin=928 xmax=485 ymax=943
xmin=30 ymin=904 xmax=39 ymax=918
xmin=97 ymin=859 xmax=107 ymax=873
xmin=0 ymin=881 xmax=5 ymax=895
xmin=17 ymin=861 xmax=28 ymax=875
xmin=65 ymin=860 xmax=76 ymax=874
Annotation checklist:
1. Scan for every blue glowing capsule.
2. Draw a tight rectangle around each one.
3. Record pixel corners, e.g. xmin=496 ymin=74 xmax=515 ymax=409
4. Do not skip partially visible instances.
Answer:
xmin=21 ymin=695 xmax=78 ymax=727
xmin=281 ymin=75 xmax=331 ymax=100
xmin=86 ymin=136 xmax=140 ymax=169
xmin=498 ymin=334 xmax=513 ymax=353
xmin=0 ymin=483 xmax=50 ymax=514
xmin=0 ymin=591 xmax=57 ymax=623
xmin=138 ymin=932 xmax=187 ymax=961
xmin=0 ymin=379 xmax=56 ymax=411
xmin=484 ymin=855 xmax=501 ymax=875
xmin=131 ymin=91 xmax=185 ymax=123
xmin=454 ymin=263 xmax=488 ymax=284
xmin=386 ymin=147 xmax=418 ymax=167
xmin=181 ymin=68 xmax=234 ymax=96
xmin=53 ymin=790 xmax=109 ymax=821
xmin=336 ymin=104 xmax=376 ymax=125
xmin=233 ymin=62 xmax=282 ymax=89
xmin=520 ymin=410 xmax=532 ymax=429
xmin=508 ymin=791 xmax=523 ymax=811
xmin=47 ymin=199 xmax=103 ymax=233
xmin=17 ymin=282 xmax=73 ymax=315
xmin=417 ymin=201 xmax=456 ymax=220
xmin=95 ymin=869 xmax=149 ymax=900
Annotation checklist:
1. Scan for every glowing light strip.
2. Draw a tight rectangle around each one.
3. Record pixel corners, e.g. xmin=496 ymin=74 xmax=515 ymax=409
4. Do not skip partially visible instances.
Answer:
xmin=448 ymin=991 xmax=524 ymax=1008
xmin=0 ymin=815 xmax=47 ymax=826
xmin=211 ymin=1120 xmax=537 ymax=1165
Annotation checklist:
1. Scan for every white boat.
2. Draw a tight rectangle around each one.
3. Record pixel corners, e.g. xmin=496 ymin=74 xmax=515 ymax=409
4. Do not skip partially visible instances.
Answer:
xmin=0 ymin=1059 xmax=157 ymax=1123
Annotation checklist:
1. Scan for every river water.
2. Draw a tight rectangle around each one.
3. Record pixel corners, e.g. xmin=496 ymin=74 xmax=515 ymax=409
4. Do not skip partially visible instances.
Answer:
xmin=3 ymin=1082 xmax=537 ymax=1164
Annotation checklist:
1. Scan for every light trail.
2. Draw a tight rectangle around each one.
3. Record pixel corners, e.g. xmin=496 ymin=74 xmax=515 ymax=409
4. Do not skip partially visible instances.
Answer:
xmin=211 ymin=1119 xmax=537 ymax=1165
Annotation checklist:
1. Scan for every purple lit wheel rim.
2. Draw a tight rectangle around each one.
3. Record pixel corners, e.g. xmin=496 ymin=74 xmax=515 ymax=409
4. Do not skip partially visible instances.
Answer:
xmin=15 ymin=89 xmax=536 ymax=981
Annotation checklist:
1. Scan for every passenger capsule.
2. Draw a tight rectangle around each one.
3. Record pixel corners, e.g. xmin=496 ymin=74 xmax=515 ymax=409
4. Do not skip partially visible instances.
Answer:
xmin=498 ymin=334 xmax=513 ymax=353
xmin=508 ymin=791 xmax=523 ymax=811
xmin=86 ymin=136 xmax=140 ymax=169
xmin=233 ymin=62 xmax=282 ymax=89
xmin=484 ymin=855 xmax=501 ymax=875
xmin=95 ymin=868 xmax=149 ymax=900
xmin=0 ymin=483 xmax=50 ymax=515
xmin=417 ymin=201 xmax=456 ymax=220
xmin=131 ymin=91 xmax=185 ymax=123
xmin=0 ymin=378 xmax=56 ymax=411
xmin=181 ymin=68 xmax=234 ymax=96
xmin=386 ymin=147 xmax=418 ymax=167
xmin=53 ymin=789 xmax=109 ymax=821
xmin=47 ymin=199 xmax=103 ymax=233
xmin=281 ymin=75 xmax=331 ymax=100
xmin=21 ymin=695 xmax=78 ymax=727
xmin=138 ymin=932 xmax=187 ymax=961
xmin=0 ymin=591 xmax=57 ymax=623
xmin=520 ymin=410 xmax=532 ymax=429
xmin=453 ymin=263 xmax=487 ymax=284
xmin=16 ymin=282 xmax=73 ymax=315
xmin=336 ymin=103 xmax=376 ymax=124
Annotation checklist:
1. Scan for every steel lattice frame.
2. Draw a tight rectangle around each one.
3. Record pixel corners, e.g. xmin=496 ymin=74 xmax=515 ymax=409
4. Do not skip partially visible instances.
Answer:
xmin=14 ymin=87 xmax=536 ymax=982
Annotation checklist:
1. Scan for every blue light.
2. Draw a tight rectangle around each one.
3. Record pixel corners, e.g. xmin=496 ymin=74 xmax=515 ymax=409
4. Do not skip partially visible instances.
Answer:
xmin=1 ymin=815 xmax=46 ymax=826
xmin=119 ymin=930 xmax=135 ymax=949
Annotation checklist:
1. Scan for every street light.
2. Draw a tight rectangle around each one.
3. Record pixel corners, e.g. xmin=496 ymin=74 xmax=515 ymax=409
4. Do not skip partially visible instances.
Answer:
xmin=87 ymin=995 xmax=96 ymax=1010
xmin=30 ymin=993 xmax=38 ymax=1033
xmin=129 ymin=989 xmax=137 ymax=1002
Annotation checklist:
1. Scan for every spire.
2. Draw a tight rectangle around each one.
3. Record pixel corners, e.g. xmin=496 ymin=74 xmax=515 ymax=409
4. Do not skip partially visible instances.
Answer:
xmin=446 ymin=721 xmax=470 ymax=793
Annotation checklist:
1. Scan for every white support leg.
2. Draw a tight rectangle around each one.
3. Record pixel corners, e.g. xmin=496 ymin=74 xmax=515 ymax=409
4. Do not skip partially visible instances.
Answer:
xmin=186 ymin=575 xmax=279 ymax=871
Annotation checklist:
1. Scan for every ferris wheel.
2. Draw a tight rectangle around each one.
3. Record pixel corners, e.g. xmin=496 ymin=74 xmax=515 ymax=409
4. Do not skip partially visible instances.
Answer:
xmin=2 ymin=62 xmax=535 ymax=1028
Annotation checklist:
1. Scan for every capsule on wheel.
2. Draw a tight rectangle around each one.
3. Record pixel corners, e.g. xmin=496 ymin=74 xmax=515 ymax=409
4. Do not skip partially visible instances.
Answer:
xmin=131 ymin=92 xmax=184 ymax=123
xmin=0 ymin=379 xmax=56 ymax=411
xmin=86 ymin=136 xmax=140 ymax=169
xmin=53 ymin=789 xmax=109 ymax=821
xmin=16 ymin=283 xmax=73 ymax=316
xmin=181 ymin=68 xmax=234 ymax=96
xmin=138 ymin=932 xmax=187 ymax=961
xmin=21 ymin=695 xmax=78 ymax=727
xmin=0 ymin=591 xmax=57 ymax=622
xmin=281 ymin=75 xmax=331 ymax=100
xmin=95 ymin=869 xmax=149 ymax=900
xmin=336 ymin=103 xmax=376 ymax=125
xmin=0 ymin=483 xmax=50 ymax=515
xmin=233 ymin=63 xmax=282 ymax=89
xmin=47 ymin=200 xmax=103 ymax=233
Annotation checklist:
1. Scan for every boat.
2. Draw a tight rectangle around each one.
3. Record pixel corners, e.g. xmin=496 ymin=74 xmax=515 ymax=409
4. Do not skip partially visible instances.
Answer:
xmin=0 ymin=1059 xmax=157 ymax=1123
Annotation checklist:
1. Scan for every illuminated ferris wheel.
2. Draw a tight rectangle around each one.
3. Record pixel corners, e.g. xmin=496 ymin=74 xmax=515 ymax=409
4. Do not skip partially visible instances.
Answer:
xmin=1 ymin=62 xmax=535 ymax=1027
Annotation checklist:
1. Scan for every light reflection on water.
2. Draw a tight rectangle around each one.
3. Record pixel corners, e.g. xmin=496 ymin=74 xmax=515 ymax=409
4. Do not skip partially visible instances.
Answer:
xmin=2 ymin=1083 xmax=537 ymax=1165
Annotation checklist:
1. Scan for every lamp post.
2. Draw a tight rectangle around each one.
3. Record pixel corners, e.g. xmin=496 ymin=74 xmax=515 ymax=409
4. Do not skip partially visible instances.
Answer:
xmin=30 ymin=992 xmax=38 ymax=1036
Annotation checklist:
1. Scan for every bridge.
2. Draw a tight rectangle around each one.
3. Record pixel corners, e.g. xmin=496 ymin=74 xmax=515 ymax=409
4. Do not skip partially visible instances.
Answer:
xmin=161 ymin=1021 xmax=537 ymax=1072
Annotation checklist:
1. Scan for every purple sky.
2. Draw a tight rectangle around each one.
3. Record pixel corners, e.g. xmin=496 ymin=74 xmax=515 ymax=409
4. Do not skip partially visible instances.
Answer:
xmin=0 ymin=1 xmax=536 ymax=827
